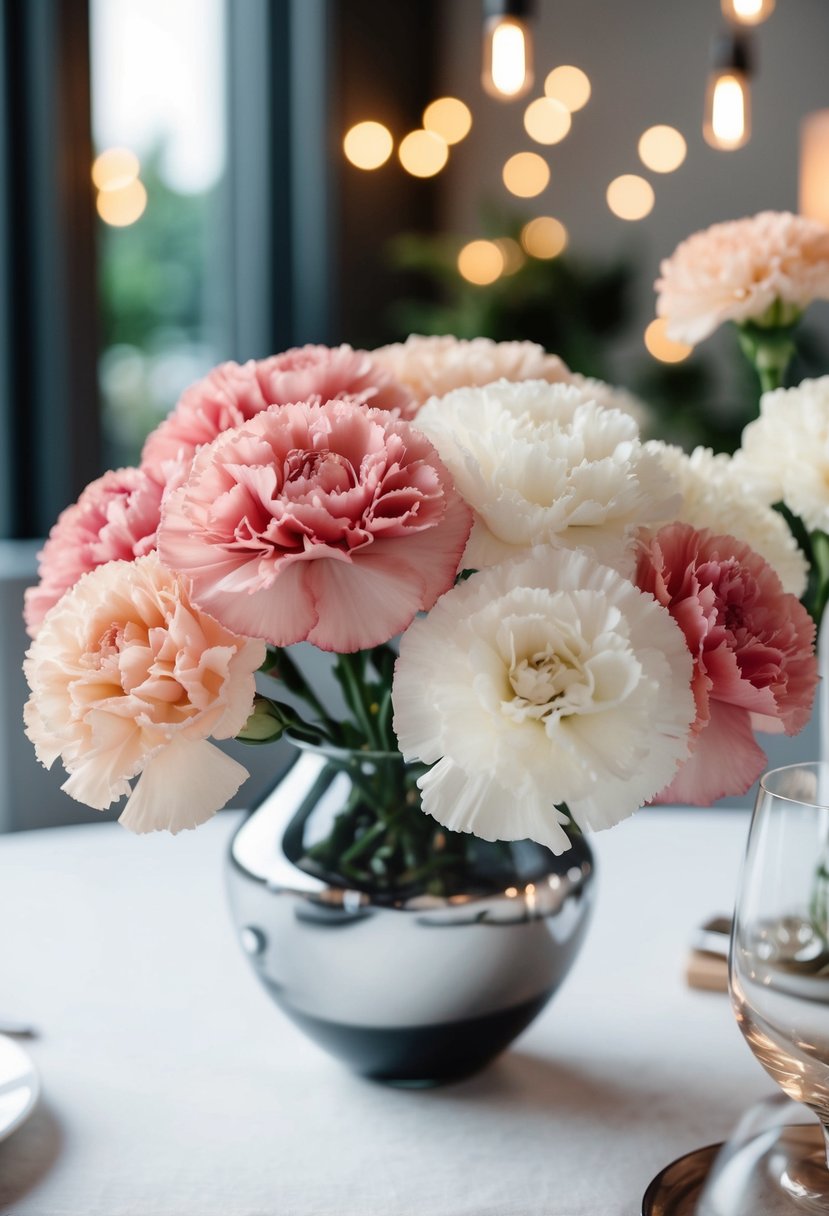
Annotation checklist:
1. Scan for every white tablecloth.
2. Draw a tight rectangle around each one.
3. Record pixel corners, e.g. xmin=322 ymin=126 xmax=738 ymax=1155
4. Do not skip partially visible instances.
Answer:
xmin=0 ymin=808 xmax=774 ymax=1216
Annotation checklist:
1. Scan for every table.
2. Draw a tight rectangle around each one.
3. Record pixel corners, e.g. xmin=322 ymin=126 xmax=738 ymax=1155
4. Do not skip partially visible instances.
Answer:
xmin=0 ymin=808 xmax=775 ymax=1216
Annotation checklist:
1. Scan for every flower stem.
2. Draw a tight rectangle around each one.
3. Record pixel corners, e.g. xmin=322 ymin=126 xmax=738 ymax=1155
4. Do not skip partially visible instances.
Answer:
xmin=736 ymin=322 xmax=797 ymax=397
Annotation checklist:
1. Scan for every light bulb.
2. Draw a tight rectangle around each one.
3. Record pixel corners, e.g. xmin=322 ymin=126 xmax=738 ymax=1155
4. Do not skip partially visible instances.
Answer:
xmin=721 ymin=0 xmax=775 ymax=26
xmin=482 ymin=11 xmax=533 ymax=100
xmin=704 ymin=70 xmax=751 ymax=150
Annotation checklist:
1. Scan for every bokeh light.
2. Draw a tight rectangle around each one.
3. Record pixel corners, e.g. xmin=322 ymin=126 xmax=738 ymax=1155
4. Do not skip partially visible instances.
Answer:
xmin=502 ymin=151 xmax=550 ymax=198
xmin=494 ymin=237 xmax=525 ymax=275
xmin=644 ymin=318 xmax=693 ymax=363
xmin=638 ymin=125 xmax=687 ymax=173
xmin=398 ymin=129 xmax=449 ymax=177
xmin=96 ymin=178 xmax=148 ymax=227
xmin=92 ymin=147 xmax=141 ymax=192
xmin=544 ymin=66 xmax=591 ymax=112
xmin=606 ymin=174 xmax=654 ymax=220
xmin=458 ymin=239 xmax=505 ymax=285
xmin=343 ymin=121 xmax=394 ymax=170
xmin=423 ymin=97 xmax=472 ymax=145
xmin=523 ymin=97 xmax=571 ymax=145
xmin=520 ymin=215 xmax=568 ymax=259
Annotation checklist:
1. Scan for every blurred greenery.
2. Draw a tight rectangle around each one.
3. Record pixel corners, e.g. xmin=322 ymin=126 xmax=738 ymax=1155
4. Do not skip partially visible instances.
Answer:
xmin=387 ymin=211 xmax=829 ymax=455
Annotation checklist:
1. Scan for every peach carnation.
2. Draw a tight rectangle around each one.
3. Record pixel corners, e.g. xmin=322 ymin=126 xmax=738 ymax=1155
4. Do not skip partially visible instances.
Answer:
xmin=24 ymin=467 xmax=162 ymax=638
xmin=656 ymin=211 xmax=829 ymax=345
xmin=23 ymin=554 xmax=265 ymax=833
xmin=157 ymin=399 xmax=472 ymax=652
xmin=371 ymin=335 xmax=571 ymax=408
xmin=141 ymin=345 xmax=416 ymax=484
xmin=634 ymin=522 xmax=817 ymax=805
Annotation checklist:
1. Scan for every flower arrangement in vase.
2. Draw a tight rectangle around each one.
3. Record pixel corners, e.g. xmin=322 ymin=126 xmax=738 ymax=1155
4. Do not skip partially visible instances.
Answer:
xmin=21 ymin=332 xmax=822 ymax=1080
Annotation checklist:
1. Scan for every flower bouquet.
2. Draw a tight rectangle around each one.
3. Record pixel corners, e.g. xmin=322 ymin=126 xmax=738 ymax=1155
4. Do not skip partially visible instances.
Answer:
xmin=23 ymin=334 xmax=819 ymax=897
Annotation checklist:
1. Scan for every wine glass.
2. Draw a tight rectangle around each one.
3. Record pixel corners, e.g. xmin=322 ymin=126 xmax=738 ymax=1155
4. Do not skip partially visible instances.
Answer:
xmin=729 ymin=762 xmax=829 ymax=1212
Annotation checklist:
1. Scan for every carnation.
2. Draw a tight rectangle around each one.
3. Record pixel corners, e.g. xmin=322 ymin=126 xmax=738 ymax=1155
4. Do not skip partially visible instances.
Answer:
xmin=371 ymin=335 xmax=571 ymax=408
xmin=567 ymin=373 xmax=651 ymax=432
xmin=24 ymin=467 xmax=162 ymax=638
xmin=392 ymin=547 xmax=695 ymax=853
xmin=645 ymin=441 xmax=807 ymax=596
xmin=23 ymin=555 xmax=265 ymax=833
xmin=634 ymin=523 xmax=817 ymax=805
xmin=416 ymin=379 xmax=678 ymax=569
xmin=735 ymin=376 xmax=829 ymax=534
xmin=655 ymin=211 xmax=829 ymax=345
xmin=141 ymin=345 xmax=416 ymax=484
xmin=157 ymin=399 xmax=472 ymax=652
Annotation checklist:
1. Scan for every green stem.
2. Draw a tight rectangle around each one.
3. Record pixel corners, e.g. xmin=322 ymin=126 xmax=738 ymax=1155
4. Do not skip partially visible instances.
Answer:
xmin=810 ymin=530 xmax=829 ymax=632
xmin=334 ymin=652 xmax=383 ymax=749
xmin=261 ymin=647 xmax=338 ymax=733
xmin=736 ymin=322 xmax=797 ymax=398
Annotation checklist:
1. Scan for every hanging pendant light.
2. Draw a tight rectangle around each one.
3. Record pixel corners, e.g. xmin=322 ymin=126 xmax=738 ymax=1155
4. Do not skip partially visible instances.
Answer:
xmin=704 ymin=31 xmax=753 ymax=151
xmin=482 ymin=0 xmax=534 ymax=101
xmin=721 ymin=0 xmax=775 ymax=27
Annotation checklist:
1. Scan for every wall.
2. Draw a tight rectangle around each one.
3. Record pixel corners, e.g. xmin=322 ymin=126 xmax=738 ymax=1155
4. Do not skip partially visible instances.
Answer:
xmin=436 ymin=0 xmax=829 ymax=358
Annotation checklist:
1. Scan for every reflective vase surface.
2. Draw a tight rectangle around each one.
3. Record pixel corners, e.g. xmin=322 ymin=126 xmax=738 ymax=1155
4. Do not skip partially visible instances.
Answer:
xmin=226 ymin=742 xmax=595 ymax=1086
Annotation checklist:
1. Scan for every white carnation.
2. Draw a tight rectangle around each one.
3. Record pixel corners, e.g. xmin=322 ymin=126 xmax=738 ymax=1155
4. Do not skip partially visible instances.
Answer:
xmin=568 ymin=373 xmax=651 ymax=432
xmin=372 ymin=335 xmax=570 ymax=407
xmin=646 ymin=441 xmax=807 ymax=596
xmin=736 ymin=377 xmax=829 ymax=536
xmin=392 ymin=547 xmax=695 ymax=853
xmin=416 ymin=379 xmax=677 ymax=568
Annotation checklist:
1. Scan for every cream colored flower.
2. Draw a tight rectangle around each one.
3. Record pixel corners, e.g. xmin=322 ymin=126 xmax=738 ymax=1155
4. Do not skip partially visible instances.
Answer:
xmin=567 ymin=373 xmax=651 ymax=432
xmin=392 ymin=547 xmax=695 ymax=853
xmin=645 ymin=441 xmax=807 ymax=596
xmin=372 ymin=335 xmax=570 ymax=408
xmin=735 ymin=376 xmax=829 ymax=534
xmin=416 ymin=379 xmax=677 ymax=568
xmin=656 ymin=212 xmax=829 ymax=345
xmin=23 ymin=554 xmax=265 ymax=834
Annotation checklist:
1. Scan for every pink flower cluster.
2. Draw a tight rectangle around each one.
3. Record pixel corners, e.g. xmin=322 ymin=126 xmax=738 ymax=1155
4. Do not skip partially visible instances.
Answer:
xmin=635 ymin=523 xmax=817 ymax=804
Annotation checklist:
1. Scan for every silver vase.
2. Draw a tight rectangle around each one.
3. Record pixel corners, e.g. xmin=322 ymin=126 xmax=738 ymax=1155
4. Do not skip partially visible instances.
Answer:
xmin=226 ymin=743 xmax=595 ymax=1085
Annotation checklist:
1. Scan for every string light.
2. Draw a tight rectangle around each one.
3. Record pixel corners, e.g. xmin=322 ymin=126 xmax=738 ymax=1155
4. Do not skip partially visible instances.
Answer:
xmin=343 ymin=121 xmax=393 ymax=170
xmin=638 ymin=126 xmax=687 ymax=173
xmin=704 ymin=32 xmax=752 ymax=151
xmin=398 ymin=130 xmax=449 ymax=177
xmin=544 ymin=65 xmax=591 ymax=112
xmin=96 ymin=179 xmax=148 ymax=227
xmin=494 ymin=237 xmax=525 ymax=274
xmin=502 ymin=151 xmax=549 ymax=197
xmin=482 ymin=1 xmax=534 ymax=100
xmin=524 ymin=97 xmax=571 ymax=145
xmin=423 ymin=98 xmax=472 ymax=145
xmin=644 ymin=318 xmax=692 ymax=363
xmin=92 ymin=148 xmax=140 ymax=192
xmin=606 ymin=175 xmax=654 ymax=221
xmin=520 ymin=216 xmax=568 ymax=259
xmin=458 ymin=239 xmax=505 ymax=285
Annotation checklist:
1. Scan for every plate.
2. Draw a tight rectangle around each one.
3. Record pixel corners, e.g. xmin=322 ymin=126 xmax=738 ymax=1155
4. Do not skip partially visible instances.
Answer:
xmin=0 ymin=1034 xmax=39 ymax=1143
xmin=642 ymin=1143 xmax=722 ymax=1215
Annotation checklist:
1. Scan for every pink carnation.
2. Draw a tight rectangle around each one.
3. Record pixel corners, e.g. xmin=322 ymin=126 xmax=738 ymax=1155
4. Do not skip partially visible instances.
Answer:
xmin=24 ymin=467 xmax=162 ymax=638
xmin=635 ymin=522 xmax=817 ymax=804
xmin=141 ymin=345 xmax=416 ymax=484
xmin=157 ymin=399 xmax=472 ymax=653
xmin=23 ymin=554 xmax=265 ymax=834
xmin=656 ymin=211 xmax=829 ymax=345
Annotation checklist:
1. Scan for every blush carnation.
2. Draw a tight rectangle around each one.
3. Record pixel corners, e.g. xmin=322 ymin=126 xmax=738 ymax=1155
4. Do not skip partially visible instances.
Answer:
xmin=392 ymin=547 xmax=695 ymax=853
xmin=634 ymin=522 xmax=817 ymax=805
xmin=157 ymin=399 xmax=472 ymax=652
xmin=23 ymin=554 xmax=265 ymax=833
xmin=24 ymin=467 xmax=162 ymax=638
xmin=656 ymin=211 xmax=829 ymax=345
xmin=371 ymin=335 xmax=571 ymax=408
xmin=416 ymin=379 xmax=678 ymax=569
xmin=141 ymin=345 xmax=416 ymax=484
